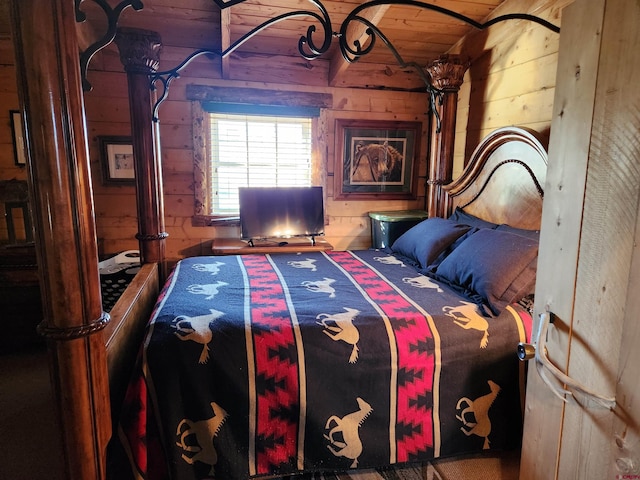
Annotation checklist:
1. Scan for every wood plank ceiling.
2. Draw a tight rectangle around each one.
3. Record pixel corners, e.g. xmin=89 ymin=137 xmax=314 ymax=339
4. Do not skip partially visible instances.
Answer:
xmin=69 ymin=0 xmax=506 ymax=91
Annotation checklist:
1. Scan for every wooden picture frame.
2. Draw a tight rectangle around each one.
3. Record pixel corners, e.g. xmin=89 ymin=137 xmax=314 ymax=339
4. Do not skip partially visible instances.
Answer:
xmin=10 ymin=110 xmax=27 ymax=167
xmin=334 ymin=119 xmax=421 ymax=200
xmin=99 ymin=136 xmax=135 ymax=185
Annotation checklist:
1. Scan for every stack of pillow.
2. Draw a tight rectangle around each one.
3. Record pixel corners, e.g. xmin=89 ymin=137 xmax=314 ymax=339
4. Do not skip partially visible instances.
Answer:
xmin=390 ymin=207 xmax=539 ymax=316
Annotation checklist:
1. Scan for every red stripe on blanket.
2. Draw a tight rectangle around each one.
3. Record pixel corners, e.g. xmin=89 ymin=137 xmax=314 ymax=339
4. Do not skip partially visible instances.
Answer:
xmin=328 ymin=252 xmax=435 ymax=462
xmin=120 ymin=357 xmax=169 ymax=480
xmin=121 ymin=368 xmax=149 ymax=475
xmin=242 ymin=256 xmax=299 ymax=474
xmin=519 ymin=309 xmax=533 ymax=343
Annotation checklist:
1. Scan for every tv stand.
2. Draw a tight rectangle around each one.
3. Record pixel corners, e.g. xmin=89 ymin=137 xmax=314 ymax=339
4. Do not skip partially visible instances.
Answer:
xmin=211 ymin=237 xmax=333 ymax=256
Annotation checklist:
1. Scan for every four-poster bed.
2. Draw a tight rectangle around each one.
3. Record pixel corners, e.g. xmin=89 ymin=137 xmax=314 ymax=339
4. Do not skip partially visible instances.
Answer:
xmin=112 ymin=125 xmax=547 ymax=480
xmin=8 ymin=1 xmax=557 ymax=478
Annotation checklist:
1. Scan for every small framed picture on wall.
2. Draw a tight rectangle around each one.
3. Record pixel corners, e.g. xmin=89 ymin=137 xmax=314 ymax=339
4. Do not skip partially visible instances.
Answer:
xmin=98 ymin=136 xmax=135 ymax=185
xmin=10 ymin=110 xmax=27 ymax=167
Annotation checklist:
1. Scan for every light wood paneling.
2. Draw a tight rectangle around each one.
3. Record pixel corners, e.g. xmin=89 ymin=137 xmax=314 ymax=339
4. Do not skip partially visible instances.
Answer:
xmin=452 ymin=0 xmax=567 ymax=174
xmin=558 ymin=0 xmax=640 ymax=477
xmin=520 ymin=2 xmax=605 ymax=474
xmin=521 ymin=0 xmax=640 ymax=478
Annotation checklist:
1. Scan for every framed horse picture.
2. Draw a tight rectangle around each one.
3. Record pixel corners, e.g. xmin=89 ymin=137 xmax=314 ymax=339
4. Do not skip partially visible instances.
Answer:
xmin=334 ymin=119 xmax=421 ymax=200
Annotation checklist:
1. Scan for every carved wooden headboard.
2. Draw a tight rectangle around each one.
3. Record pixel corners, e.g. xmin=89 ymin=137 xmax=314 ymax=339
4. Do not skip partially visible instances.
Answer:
xmin=444 ymin=126 xmax=548 ymax=230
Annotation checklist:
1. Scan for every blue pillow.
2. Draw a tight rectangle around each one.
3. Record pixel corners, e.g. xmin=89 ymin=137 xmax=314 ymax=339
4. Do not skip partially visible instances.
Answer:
xmin=448 ymin=207 xmax=498 ymax=230
xmin=391 ymin=217 xmax=471 ymax=270
xmin=434 ymin=228 xmax=538 ymax=315
xmin=496 ymin=223 xmax=540 ymax=241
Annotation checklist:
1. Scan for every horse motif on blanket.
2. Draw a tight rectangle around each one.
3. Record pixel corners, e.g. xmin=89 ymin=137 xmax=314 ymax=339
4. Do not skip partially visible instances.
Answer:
xmin=456 ymin=380 xmax=501 ymax=449
xmin=287 ymin=258 xmax=317 ymax=272
xmin=316 ymin=307 xmax=361 ymax=363
xmin=173 ymin=309 xmax=224 ymax=364
xmin=191 ymin=261 xmax=225 ymax=275
xmin=373 ymin=255 xmax=405 ymax=267
xmin=324 ymin=397 xmax=373 ymax=467
xmin=403 ymin=275 xmax=443 ymax=292
xmin=301 ymin=277 xmax=336 ymax=297
xmin=443 ymin=301 xmax=490 ymax=348
xmin=176 ymin=402 xmax=228 ymax=475
xmin=187 ymin=281 xmax=228 ymax=300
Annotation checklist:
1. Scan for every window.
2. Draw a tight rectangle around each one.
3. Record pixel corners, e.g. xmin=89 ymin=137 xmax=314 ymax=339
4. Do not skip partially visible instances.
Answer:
xmin=208 ymin=113 xmax=313 ymax=215
xmin=192 ymin=101 xmax=321 ymax=221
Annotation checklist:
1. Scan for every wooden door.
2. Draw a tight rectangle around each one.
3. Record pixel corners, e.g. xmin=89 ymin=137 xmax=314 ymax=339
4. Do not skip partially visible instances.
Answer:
xmin=520 ymin=0 xmax=640 ymax=478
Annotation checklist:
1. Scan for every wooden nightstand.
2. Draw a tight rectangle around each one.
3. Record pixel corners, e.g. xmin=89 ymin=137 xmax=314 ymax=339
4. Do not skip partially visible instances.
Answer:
xmin=211 ymin=237 xmax=333 ymax=255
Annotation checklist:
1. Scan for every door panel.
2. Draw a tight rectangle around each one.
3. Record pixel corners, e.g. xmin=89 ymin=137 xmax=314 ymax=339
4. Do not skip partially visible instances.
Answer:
xmin=520 ymin=0 xmax=640 ymax=478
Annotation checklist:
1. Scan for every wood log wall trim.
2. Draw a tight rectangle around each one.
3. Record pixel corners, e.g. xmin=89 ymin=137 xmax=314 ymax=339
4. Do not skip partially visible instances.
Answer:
xmin=186 ymin=84 xmax=334 ymax=108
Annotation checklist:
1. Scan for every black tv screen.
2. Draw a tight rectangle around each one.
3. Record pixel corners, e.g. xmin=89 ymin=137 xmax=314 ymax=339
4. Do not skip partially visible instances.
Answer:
xmin=239 ymin=186 xmax=325 ymax=243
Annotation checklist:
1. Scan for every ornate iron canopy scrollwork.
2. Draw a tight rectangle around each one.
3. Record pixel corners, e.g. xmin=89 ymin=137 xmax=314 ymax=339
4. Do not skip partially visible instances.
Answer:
xmin=76 ymin=0 xmax=560 ymax=126
xmin=76 ymin=0 xmax=144 ymax=91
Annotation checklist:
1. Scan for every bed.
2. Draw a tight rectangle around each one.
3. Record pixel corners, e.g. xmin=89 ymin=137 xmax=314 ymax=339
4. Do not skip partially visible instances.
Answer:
xmin=113 ymin=126 xmax=547 ymax=480
xmin=9 ymin=5 xmax=553 ymax=478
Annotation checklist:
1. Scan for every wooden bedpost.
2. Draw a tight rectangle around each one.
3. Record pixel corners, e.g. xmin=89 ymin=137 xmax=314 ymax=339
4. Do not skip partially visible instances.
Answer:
xmin=114 ymin=28 xmax=168 ymax=278
xmin=425 ymin=54 xmax=469 ymax=218
xmin=10 ymin=1 xmax=111 ymax=478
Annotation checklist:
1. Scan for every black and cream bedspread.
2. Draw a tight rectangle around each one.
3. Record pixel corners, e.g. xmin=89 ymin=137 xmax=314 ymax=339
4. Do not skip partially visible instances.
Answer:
xmin=118 ymin=250 xmax=532 ymax=480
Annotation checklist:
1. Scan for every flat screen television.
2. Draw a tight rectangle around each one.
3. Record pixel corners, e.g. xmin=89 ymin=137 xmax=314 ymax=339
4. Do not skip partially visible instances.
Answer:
xmin=239 ymin=186 xmax=325 ymax=245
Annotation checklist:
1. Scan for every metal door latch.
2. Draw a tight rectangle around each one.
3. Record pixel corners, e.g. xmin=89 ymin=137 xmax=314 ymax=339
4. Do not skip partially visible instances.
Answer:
xmin=517 ymin=342 xmax=536 ymax=361
xmin=516 ymin=309 xmax=616 ymax=409
xmin=517 ymin=311 xmax=555 ymax=362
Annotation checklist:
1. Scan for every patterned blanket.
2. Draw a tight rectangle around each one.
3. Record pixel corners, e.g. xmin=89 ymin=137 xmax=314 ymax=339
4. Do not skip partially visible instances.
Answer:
xmin=118 ymin=250 xmax=531 ymax=480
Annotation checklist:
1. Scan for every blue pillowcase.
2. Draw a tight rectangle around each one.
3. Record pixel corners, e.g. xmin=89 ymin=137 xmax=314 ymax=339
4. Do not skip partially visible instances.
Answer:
xmin=388 ymin=208 xmax=540 ymax=315
xmin=495 ymin=223 xmax=540 ymax=241
xmin=449 ymin=206 xmax=540 ymax=239
xmin=433 ymin=228 xmax=539 ymax=315
xmin=448 ymin=207 xmax=498 ymax=230
xmin=391 ymin=217 xmax=471 ymax=270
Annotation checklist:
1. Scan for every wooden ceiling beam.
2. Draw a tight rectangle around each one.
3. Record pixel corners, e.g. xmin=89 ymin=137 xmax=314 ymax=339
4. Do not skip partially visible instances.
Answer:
xmin=328 ymin=4 xmax=390 ymax=87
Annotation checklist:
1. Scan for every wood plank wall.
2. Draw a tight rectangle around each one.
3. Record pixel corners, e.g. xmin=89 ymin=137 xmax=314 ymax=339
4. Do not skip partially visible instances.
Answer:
xmin=451 ymin=0 xmax=571 ymax=178
xmin=0 ymin=0 xmax=567 ymax=262
xmin=83 ymin=44 xmax=430 ymax=259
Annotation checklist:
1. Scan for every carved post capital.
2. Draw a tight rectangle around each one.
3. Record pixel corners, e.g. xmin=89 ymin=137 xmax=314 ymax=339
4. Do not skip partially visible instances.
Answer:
xmin=426 ymin=54 xmax=470 ymax=91
xmin=114 ymin=27 xmax=162 ymax=74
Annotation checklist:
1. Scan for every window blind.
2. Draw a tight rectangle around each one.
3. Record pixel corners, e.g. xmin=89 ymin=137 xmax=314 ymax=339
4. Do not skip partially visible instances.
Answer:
xmin=208 ymin=113 xmax=313 ymax=215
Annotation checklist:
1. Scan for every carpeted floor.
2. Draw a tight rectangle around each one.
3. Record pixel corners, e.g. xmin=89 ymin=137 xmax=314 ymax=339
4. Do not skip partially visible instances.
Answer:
xmin=0 ymin=348 xmax=66 ymax=480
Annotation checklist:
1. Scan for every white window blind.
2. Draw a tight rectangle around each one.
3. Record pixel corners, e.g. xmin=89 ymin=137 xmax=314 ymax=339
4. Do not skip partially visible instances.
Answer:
xmin=208 ymin=113 xmax=313 ymax=215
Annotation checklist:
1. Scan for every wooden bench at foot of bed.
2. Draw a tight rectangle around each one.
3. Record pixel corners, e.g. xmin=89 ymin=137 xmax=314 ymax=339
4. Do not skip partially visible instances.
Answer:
xmin=103 ymin=263 xmax=160 ymax=422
